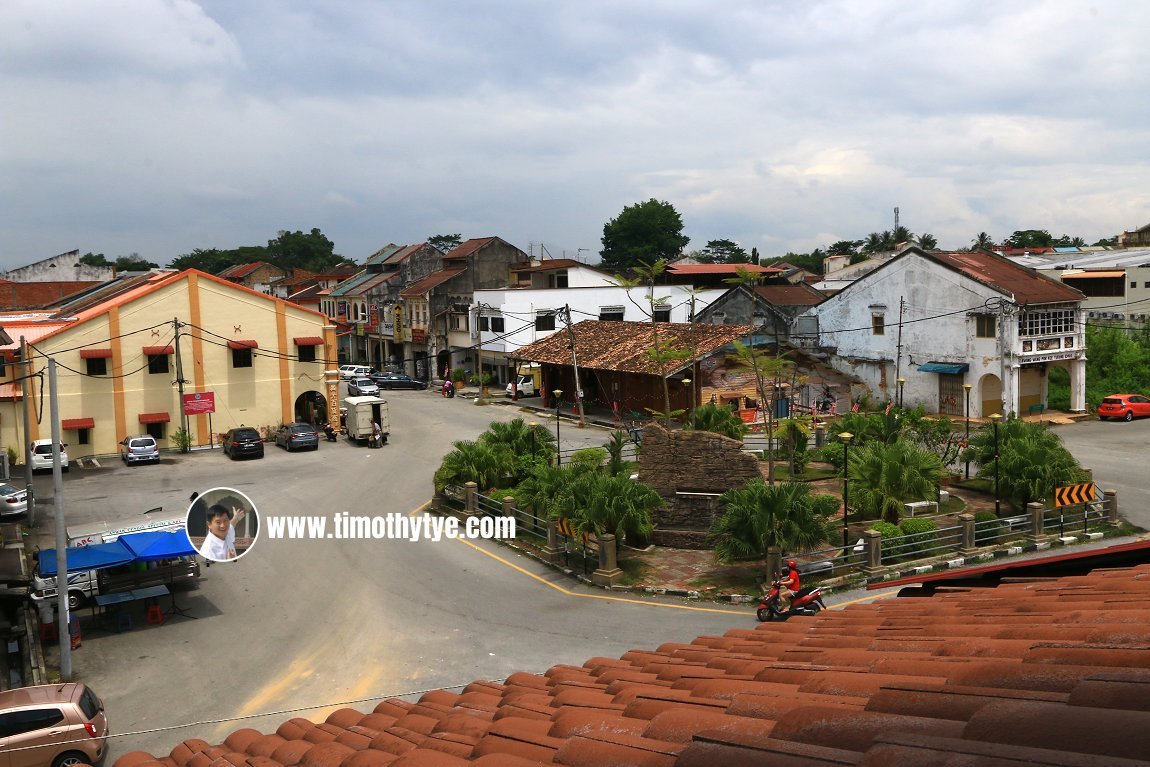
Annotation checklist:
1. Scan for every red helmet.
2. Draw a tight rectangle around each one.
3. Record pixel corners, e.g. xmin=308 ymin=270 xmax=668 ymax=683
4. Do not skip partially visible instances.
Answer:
xmin=787 ymin=560 xmax=797 ymax=569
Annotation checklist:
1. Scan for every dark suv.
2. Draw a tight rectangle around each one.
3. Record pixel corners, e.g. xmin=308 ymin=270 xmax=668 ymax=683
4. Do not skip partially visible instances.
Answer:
xmin=223 ymin=427 xmax=265 ymax=460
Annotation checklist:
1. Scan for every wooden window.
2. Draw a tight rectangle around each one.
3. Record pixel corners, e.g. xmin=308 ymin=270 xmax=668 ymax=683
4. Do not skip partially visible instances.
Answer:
xmin=975 ymin=314 xmax=996 ymax=338
xmin=86 ymin=358 xmax=108 ymax=376
xmin=147 ymin=354 xmax=170 ymax=374
xmin=232 ymin=348 xmax=253 ymax=368
xmin=872 ymin=315 xmax=885 ymax=335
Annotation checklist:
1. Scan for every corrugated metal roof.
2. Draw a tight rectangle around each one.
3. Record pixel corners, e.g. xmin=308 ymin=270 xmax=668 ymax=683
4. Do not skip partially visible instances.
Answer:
xmin=926 ymin=249 xmax=1084 ymax=306
xmin=666 ymin=263 xmax=783 ymax=275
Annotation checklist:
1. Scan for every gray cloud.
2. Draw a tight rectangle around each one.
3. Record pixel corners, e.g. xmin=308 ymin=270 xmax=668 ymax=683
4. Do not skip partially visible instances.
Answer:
xmin=1 ymin=0 xmax=1148 ymax=269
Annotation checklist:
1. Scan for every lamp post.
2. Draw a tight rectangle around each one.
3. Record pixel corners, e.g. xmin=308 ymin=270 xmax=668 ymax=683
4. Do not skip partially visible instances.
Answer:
xmin=839 ymin=431 xmax=853 ymax=552
xmin=552 ymin=389 xmax=563 ymax=466
xmin=528 ymin=421 xmax=538 ymax=460
xmin=963 ymin=383 xmax=972 ymax=479
xmin=989 ymin=413 xmax=1002 ymax=515
xmin=681 ymin=377 xmax=693 ymax=425
xmin=897 ymin=377 xmax=906 ymax=409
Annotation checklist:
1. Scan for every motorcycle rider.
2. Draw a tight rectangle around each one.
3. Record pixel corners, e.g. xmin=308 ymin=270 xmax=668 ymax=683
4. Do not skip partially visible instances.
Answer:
xmin=776 ymin=560 xmax=801 ymax=613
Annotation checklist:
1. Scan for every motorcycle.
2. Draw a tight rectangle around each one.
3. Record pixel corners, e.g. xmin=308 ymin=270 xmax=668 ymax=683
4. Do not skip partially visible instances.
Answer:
xmin=322 ymin=423 xmax=338 ymax=442
xmin=756 ymin=578 xmax=827 ymax=622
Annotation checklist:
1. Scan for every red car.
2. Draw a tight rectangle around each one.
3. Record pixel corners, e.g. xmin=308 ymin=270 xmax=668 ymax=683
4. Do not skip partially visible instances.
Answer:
xmin=1097 ymin=393 xmax=1150 ymax=421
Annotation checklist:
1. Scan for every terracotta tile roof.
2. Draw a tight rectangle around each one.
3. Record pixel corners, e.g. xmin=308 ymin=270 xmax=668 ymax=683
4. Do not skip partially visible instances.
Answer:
xmin=399 ymin=268 xmax=467 ymax=298
xmin=442 ymin=237 xmax=500 ymax=261
xmin=0 ymin=280 xmax=104 ymax=310
xmin=118 ymin=559 xmax=1150 ymax=767
xmin=511 ymin=320 xmax=757 ymax=375
xmin=925 ymin=249 xmax=1084 ymax=306
xmin=753 ymin=284 xmax=826 ymax=307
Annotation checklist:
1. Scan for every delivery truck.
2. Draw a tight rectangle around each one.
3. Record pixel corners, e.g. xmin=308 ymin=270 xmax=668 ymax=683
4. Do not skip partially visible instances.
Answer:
xmin=343 ymin=395 xmax=390 ymax=446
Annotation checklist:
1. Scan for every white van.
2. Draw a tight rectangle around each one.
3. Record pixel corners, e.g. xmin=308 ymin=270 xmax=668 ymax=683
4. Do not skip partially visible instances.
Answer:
xmin=339 ymin=365 xmax=373 ymax=380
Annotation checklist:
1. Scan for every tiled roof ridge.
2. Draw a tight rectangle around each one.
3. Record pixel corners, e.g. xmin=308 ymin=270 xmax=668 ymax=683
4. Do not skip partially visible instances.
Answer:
xmin=118 ymin=561 xmax=1150 ymax=766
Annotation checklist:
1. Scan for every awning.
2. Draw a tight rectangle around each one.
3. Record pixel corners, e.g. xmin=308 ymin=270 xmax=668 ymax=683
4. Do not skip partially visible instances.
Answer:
xmin=118 ymin=530 xmax=196 ymax=561
xmin=139 ymin=412 xmax=170 ymax=424
xmin=79 ymin=349 xmax=113 ymax=359
xmin=38 ymin=540 xmax=135 ymax=577
xmin=143 ymin=345 xmax=174 ymax=355
xmin=293 ymin=336 xmax=325 ymax=346
xmin=61 ymin=417 xmax=95 ymax=430
xmin=227 ymin=339 xmax=259 ymax=350
xmin=918 ymin=362 xmax=970 ymax=375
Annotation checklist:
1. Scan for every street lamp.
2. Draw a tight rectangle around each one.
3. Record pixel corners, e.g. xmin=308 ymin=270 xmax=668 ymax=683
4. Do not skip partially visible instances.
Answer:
xmin=897 ymin=377 xmax=906 ymax=408
xmin=681 ymin=377 xmax=693 ymax=424
xmin=989 ymin=413 xmax=1002 ymax=515
xmin=528 ymin=421 xmax=538 ymax=460
xmin=839 ymin=431 xmax=853 ymax=552
xmin=963 ymin=383 xmax=972 ymax=479
xmin=552 ymin=389 xmax=563 ymax=466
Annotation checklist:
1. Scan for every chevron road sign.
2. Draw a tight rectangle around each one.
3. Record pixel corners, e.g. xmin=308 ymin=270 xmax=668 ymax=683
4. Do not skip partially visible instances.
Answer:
xmin=1054 ymin=481 xmax=1096 ymax=507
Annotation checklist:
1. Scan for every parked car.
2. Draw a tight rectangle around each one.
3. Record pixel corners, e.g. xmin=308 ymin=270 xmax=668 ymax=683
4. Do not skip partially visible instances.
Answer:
xmin=348 ymin=377 xmax=380 ymax=396
xmin=275 ymin=422 xmax=320 ymax=452
xmin=222 ymin=427 xmax=265 ymax=460
xmin=506 ymin=375 xmax=537 ymax=397
xmin=1097 ymin=393 xmax=1150 ymax=421
xmin=0 ymin=682 xmax=109 ymax=767
xmin=339 ymin=365 xmax=373 ymax=380
xmin=119 ymin=435 xmax=160 ymax=465
xmin=29 ymin=439 xmax=68 ymax=473
xmin=0 ymin=483 xmax=28 ymax=518
xmin=376 ymin=373 xmax=427 ymax=390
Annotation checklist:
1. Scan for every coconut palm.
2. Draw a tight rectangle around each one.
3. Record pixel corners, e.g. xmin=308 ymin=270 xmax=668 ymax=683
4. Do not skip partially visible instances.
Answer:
xmin=709 ymin=480 xmax=837 ymax=566
xmin=433 ymin=440 xmax=515 ymax=494
xmin=972 ymin=232 xmax=995 ymax=252
xmin=686 ymin=402 xmax=748 ymax=440
xmin=847 ymin=439 xmax=946 ymax=524
xmin=917 ymin=232 xmax=938 ymax=250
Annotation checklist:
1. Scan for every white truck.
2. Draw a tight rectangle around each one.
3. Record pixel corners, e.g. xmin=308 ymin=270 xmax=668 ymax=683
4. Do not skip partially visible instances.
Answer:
xmin=343 ymin=395 xmax=390 ymax=445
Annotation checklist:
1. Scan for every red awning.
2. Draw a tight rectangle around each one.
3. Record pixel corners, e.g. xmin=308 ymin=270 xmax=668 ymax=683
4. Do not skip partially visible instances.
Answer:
xmin=143 ymin=345 xmax=174 ymax=355
xmin=138 ymin=412 xmax=170 ymax=424
xmin=227 ymin=339 xmax=259 ymax=350
xmin=61 ymin=418 xmax=95 ymax=430
xmin=293 ymin=336 xmax=325 ymax=346
xmin=79 ymin=349 xmax=113 ymax=359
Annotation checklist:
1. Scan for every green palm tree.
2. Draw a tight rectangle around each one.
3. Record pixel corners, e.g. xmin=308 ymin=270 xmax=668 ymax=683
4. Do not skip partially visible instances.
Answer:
xmin=847 ymin=439 xmax=945 ymax=524
xmin=433 ymin=440 xmax=515 ymax=494
xmin=963 ymin=417 xmax=1085 ymax=511
xmin=917 ymin=233 xmax=938 ymax=250
xmin=972 ymin=232 xmax=995 ymax=252
xmin=481 ymin=417 xmax=555 ymax=460
xmin=686 ymin=402 xmax=748 ymax=440
xmin=514 ymin=463 xmax=579 ymax=522
xmin=709 ymin=480 xmax=837 ymax=568
xmin=567 ymin=472 xmax=659 ymax=544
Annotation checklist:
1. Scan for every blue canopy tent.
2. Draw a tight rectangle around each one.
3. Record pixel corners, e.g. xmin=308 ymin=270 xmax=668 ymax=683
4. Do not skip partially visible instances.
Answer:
xmin=38 ymin=540 xmax=135 ymax=577
xmin=118 ymin=530 xmax=196 ymax=561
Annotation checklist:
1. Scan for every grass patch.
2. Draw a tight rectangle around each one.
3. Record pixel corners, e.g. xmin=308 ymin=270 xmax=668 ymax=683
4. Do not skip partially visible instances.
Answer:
xmin=617 ymin=557 xmax=651 ymax=586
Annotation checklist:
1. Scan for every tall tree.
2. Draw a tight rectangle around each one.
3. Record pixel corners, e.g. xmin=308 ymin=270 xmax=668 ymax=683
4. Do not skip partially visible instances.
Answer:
xmin=892 ymin=225 xmax=914 ymax=244
xmin=265 ymin=228 xmax=342 ymax=272
xmin=1005 ymin=229 xmax=1055 ymax=249
xmin=916 ymin=233 xmax=938 ymax=250
xmin=827 ymin=240 xmax=860 ymax=257
xmin=428 ymin=234 xmax=463 ymax=252
xmin=699 ymin=239 xmax=749 ymax=264
xmin=599 ymin=199 xmax=689 ymax=271
xmin=971 ymin=232 xmax=996 ymax=252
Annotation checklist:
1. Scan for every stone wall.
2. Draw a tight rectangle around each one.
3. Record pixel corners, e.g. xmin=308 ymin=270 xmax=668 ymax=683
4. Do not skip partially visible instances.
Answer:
xmin=639 ymin=424 xmax=763 ymax=549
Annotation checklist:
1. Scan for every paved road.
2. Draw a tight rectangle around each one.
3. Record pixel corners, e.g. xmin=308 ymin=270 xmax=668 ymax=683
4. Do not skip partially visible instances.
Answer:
xmin=30 ymin=390 xmax=751 ymax=761
xmin=1051 ymin=416 xmax=1150 ymax=531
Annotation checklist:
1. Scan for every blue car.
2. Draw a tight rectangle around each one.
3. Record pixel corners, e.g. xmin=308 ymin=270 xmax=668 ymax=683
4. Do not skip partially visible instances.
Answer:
xmin=275 ymin=422 xmax=320 ymax=452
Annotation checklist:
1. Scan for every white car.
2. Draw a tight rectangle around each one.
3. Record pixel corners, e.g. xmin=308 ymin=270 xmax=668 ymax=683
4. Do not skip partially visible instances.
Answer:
xmin=29 ymin=439 xmax=68 ymax=472
xmin=0 ymin=483 xmax=28 ymax=517
xmin=506 ymin=375 xmax=537 ymax=397
xmin=339 ymin=365 xmax=373 ymax=380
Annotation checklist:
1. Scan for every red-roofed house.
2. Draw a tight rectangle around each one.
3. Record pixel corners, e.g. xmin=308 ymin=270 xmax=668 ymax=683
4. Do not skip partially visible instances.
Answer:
xmin=805 ymin=246 xmax=1086 ymax=418
xmin=216 ymin=261 xmax=287 ymax=294
xmin=0 ymin=270 xmax=336 ymax=460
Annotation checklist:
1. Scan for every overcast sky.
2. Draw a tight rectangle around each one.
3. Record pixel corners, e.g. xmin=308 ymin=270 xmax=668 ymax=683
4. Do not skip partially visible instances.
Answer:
xmin=2 ymin=1 xmax=1148 ymax=271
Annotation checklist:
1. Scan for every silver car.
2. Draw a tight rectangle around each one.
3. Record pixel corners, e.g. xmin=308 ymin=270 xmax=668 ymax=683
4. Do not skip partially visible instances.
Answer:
xmin=0 ymin=483 xmax=28 ymax=517
xmin=120 ymin=435 xmax=160 ymax=465
xmin=348 ymin=377 xmax=380 ymax=396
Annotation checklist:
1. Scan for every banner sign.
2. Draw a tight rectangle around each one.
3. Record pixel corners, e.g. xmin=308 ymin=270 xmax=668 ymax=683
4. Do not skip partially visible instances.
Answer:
xmin=183 ymin=391 xmax=216 ymax=415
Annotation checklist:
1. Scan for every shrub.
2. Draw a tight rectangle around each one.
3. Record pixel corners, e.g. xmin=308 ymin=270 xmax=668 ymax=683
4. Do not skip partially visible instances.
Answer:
xmin=974 ymin=510 xmax=1004 ymax=545
xmin=895 ymin=517 xmax=938 ymax=560
xmin=871 ymin=521 xmax=901 ymax=539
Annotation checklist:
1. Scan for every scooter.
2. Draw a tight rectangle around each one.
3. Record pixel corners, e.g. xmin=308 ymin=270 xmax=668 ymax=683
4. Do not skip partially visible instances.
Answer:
xmin=322 ymin=423 xmax=338 ymax=442
xmin=756 ymin=578 xmax=827 ymax=622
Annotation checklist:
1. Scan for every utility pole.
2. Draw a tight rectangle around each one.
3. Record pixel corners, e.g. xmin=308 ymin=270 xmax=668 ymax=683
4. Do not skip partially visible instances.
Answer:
xmin=21 ymin=337 xmax=35 ymax=527
xmin=894 ymin=296 xmax=905 ymax=390
xmin=49 ymin=360 xmax=72 ymax=680
xmin=173 ymin=318 xmax=189 ymax=451
xmin=563 ymin=304 xmax=586 ymax=427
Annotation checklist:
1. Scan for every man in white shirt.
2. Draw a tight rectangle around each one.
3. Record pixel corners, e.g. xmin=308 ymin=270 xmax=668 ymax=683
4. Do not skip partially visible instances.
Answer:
xmin=199 ymin=503 xmax=245 ymax=561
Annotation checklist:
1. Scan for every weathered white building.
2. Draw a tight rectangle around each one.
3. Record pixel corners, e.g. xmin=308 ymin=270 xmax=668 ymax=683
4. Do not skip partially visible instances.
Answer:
xmin=801 ymin=247 xmax=1086 ymax=419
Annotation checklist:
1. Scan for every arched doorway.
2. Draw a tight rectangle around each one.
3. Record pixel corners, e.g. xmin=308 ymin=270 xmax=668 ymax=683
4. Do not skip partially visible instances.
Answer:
xmin=979 ymin=374 xmax=1003 ymax=418
xmin=295 ymin=391 xmax=327 ymax=425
